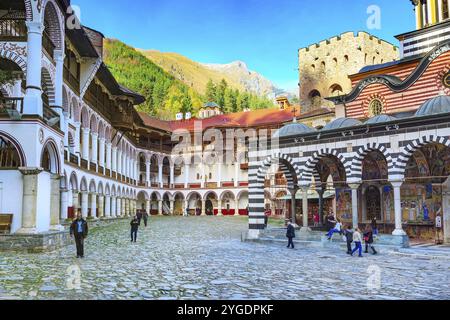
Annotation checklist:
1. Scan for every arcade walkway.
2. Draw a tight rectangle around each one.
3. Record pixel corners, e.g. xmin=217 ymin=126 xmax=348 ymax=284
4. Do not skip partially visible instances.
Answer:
xmin=0 ymin=217 xmax=449 ymax=300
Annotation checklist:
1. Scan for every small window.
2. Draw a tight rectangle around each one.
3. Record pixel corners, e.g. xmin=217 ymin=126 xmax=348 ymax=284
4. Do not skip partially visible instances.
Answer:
xmin=444 ymin=0 xmax=449 ymax=20
xmin=369 ymin=99 xmax=384 ymax=116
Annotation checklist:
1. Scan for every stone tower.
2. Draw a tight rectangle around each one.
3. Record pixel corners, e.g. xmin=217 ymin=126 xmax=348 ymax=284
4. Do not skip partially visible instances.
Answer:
xmin=298 ymin=32 xmax=399 ymax=113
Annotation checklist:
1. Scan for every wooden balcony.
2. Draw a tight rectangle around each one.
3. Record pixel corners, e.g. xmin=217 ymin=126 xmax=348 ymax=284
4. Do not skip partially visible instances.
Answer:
xmin=0 ymin=18 xmax=27 ymax=41
xmin=111 ymin=106 xmax=134 ymax=132
xmin=69 ymin=153 xmax=78 ymax=166
xmin=42 ymin=31 xmax=55 ymax=60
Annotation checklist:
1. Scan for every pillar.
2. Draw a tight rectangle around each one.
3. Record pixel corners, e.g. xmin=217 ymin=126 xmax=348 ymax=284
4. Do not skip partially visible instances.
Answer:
xmin=158 ymin=200 xmax=163 ymax=216
xmin=350 ymin=183 xmax=360 ymax=230
xmin=98 ymin=195 xmax=105 ymax=218
xmin=81 ymin=128 xmax=90 ymax=161
xmin=146 ymin=161 xmax=151 ymax=187
xmin=50 ymin=174 xmax=62 ymax=230
xmin=105 ymin=195 xmax=111 ymax=217
xmin=106 ymin=143 xmax=112 ymax=170
xmin=111 ymin=147 xmax=117 ymax=173
xmin=291 ymin=190 xmax=297 ymax=225
xmin=81 ymin=191 xmax=89 ymax=218
xmin=90 ymin=193 xmax=97 ymax=219
xmin=234 ymin=162 xmax=239 ymax=187
xmin=60 ymin=187 xmax=69 ymax=221
xmin=53 ymin=50 xmax=65 ymax=132
xmin=318 ymin=187 xmax=324 ymax=226
xmin=217 ymin=200 xmax=222 ymax=216
xmin=72 ymin=191 xmax=79 ymax=215
xmin=146 ymin=199 xmax=151 ymax=215
xmin=23 ymin=22 xmax=44 ymax=116
xmin=301 ymin=186 xmax=310 ymax=231
xmin=201 ymin=199 xmax=206 ymax=216
xmin=111 ymin=196 xmax=116 ymax=217
xmin=362 ymin=186 xmax=367 ymax=222
xmin=91 ymin=133 xmax=98 ymax=166
xmin=17 ymin=168 xmax=42 ymax=234
xmin=234 ymin=198 xmax=239 ymax=216
xmin=170 ymin=199 xmax=175 ymax=215
xmin=99 ymin=138 xmax=106 ymax=169
xmin=217 ymin=163 xmax=222 ymax=187
xmin=392 ymin=181 xmax=406 ymax=236
xmin=170 ymin=165 xmax=174 ymax=188
xmin=158 ymin=163 xmax=163 ymax=188
xmin=184 ymin=164 xmax=190 ymax=188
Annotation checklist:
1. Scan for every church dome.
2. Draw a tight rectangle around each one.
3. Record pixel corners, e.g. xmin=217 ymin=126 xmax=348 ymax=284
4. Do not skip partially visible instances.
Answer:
xmin=415 ymin=95 xmax=450 ymax=117
xmin=273 ymin=122 xmax=315 ymax=138
xmin=322 ymin=118 xmax=362 ymax=131
xmin=365 ymin=114 xmax=397 ymax=125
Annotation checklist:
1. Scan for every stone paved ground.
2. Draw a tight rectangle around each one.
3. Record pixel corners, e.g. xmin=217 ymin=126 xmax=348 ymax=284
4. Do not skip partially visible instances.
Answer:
xmin=0 ymin=216 xmax=449 ymax=300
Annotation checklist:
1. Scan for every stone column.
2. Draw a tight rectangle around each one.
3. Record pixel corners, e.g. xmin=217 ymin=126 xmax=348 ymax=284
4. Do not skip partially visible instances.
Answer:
xmin=350 ymin=183 xmax=361 ymax=230
xmin=81 ymin=128 xmax=90 ymax=161
xmin=50 ymin=174 xmax=63 ymax=230
xmin=234 ymin=161 xmax=240 ymax=187
xmin=391 ymin=181 xmax=406 ymax=236
xmin=90 ymin=193 xmax=97 ymax=219
xmin=234 ymin=199 xmax=240 ymax=216
xmin=106 ymin=143 xmax=112 ymax=171
xmin=146 ymin=199 xmax=151 ymax=215
xmin=98 ymin=138 xmax=106 ymax=169
xmin=184 ymin=164 xmax=190 ymax=188
xmin=81 ymin=192 xmax=89 ymax=218
xmin=158 ymin=163 xmax=163 ymax=188
xmin=146 ymin=161 xmax=151 ymax=187
xmin=217 ymin=200 xmax=222 ymax=216
xmin=318 ymin=187 xmax=324 ymax=226
xmin=53 ymin=50 xmax=65 ymax=132
xmin=105 ymin=195 xmax=111 ymax=217
xmin=23 ymin=22 xmax=44 ymax=116
xmin=60 ymin=187 xmax=69 ymax=221
xmin=72 ymin=191 xmax=79 ymax=215
xmin=200 ymin=163 xmax=205 ymax=188
xmin=217 ymin=163 xmax=222 ymax=187
xmin=111 ymin=196 xmax=116 ymax=217
xmin=124 ymin=199 xmax=129 ymax=217
xmin=361 ymin=186 xmax=367 ymax=222
xmin=378 ymin=185 xmax=384 ymax=222
xmin=170 ymin=200 xmax=175 ymax=215
xmin=17 ymin=168 xmax=42 ymax=234
xmin=98 ymin=195 xmax=105 ymax=218
xmin=158 ymin=200 xmax=163 ymax=216
xmin=91 ymin=133 xmax=98 ymax=168
xmin=170 ymin=165 xmax=175 ymax=188
xmin=291 ymin=190 xmax=297 ymax=225
xmin=117 ymin=150 xmax=122 ymax=176
xmin=301 ymin=186 xmax=311 ymax=232
xmin=111 ymin=147 xmax=117 ymax=173
xmin=201 ymin=199 xmax=206 ymax=216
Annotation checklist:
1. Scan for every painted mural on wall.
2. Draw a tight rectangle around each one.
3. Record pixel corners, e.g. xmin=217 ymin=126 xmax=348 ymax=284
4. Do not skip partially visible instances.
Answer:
xmin=336 ymin=188 xmax=352 ymax=221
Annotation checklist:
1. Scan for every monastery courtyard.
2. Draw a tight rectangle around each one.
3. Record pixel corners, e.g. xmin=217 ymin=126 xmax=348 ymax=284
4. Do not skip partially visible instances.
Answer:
xmin=0 ymin=217 xmax=449 ymax=300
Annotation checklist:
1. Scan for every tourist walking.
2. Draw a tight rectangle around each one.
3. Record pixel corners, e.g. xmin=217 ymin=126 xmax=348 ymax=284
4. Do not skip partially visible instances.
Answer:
xmin=371 ymin=217 xmax=378 ymax=236
xmin=286 ymin=220 xmax=296 ymax=249
xmin=70 ymin=213 xmax=88 ymax=259
xmin=326 ymin=219 xmax=342 ymax=240
xmin=364 ymin=225 xmax=378 ymax=255
xmin=136 ymin=210 xmax=143 ymax=226
xmin=343 ymin=225 xmax=353 ymax=254
xmin=143 ymin=211 xmax=149 ymax=227
xmin=351 ymin=228 xmax=363 ymax=257
xmin=325 ymin=212 xmax=337 ymax=231
xmin=130 ymin=215 xmax=140 ymax=243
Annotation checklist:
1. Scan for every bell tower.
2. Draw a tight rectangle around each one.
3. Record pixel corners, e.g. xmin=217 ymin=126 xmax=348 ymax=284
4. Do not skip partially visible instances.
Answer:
xmin=411 ymin=0 xmax=449 ymax=29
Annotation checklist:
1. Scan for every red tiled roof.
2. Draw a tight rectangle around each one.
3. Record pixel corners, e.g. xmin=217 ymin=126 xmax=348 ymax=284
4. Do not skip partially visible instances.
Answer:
xmin=138 ymin=106 xmax=332 ymax=133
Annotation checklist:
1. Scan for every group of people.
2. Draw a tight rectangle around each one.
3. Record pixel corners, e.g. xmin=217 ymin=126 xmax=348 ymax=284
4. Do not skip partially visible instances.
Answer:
xmin=285 ymin=212 xmax=379 ymax=257
xmin=69 ymin=209 xmax=150 ymax=258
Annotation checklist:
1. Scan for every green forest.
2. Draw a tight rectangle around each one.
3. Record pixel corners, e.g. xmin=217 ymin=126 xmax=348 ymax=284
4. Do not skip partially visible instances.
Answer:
xmin=103 ymin=39 xmax=275 ymax=120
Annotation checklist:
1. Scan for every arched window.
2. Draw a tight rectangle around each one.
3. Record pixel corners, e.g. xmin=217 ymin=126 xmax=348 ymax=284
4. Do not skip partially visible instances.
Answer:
xmin=311 ymin=64 xmax=315 ymax=71
xmin=42 ymin=147 xmax=51 ymax=172
xmin=321 ymin=61 xmax=326 ymax=69
xmin=330 ymin=84 xmax=343 ymax=96
xmin=333 ymin=58 xmax=338 ymax=66
xmin=344 ymin=55 xmax=349 ymax=62
xmin=369 ymin=99 xmax=384 ymax=116
xmin=309 ymin=90 xmax=321 ymax=98
xmin=0 ymin=136 xmax=22 ymax=168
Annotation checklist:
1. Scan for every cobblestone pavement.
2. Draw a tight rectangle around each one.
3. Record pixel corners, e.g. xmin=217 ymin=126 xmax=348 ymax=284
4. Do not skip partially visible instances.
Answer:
xmin=1 ymin=216 xmax=449 ymax=300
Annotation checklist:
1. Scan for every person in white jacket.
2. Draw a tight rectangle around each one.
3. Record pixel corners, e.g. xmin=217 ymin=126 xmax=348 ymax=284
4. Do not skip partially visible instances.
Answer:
xmin=351 ymin=228 xmax=363 ymax=257
xmin=326 ymin=219 xmax=342 ymax=240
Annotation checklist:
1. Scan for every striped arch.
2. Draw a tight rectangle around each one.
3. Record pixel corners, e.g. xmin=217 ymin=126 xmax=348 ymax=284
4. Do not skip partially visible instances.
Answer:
xmin=0 ymin=49 xmax=27 ymax=73
xmin=350 ymin=143 xmax=394 ymax=181
xmin=396 ymin=135 xmax=450 ymax=177
xmin=24 ymin=0 xmax=34 ymax=21
xmin=301 ymin=148 xmax=351 ymax=184
xmin=256 ymin=153 xmax=301 ymax=190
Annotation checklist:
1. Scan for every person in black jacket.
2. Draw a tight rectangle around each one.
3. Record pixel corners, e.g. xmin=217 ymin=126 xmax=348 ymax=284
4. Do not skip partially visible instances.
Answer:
xmin=136 ymin=210 xmax=143 ymax=226
xmin=142 ymin=211 xmax=149 ymax=227
xmin=343 ymin=225 xmax=354 ymax=255
xmin=286 ymin=220 xmax=296 ymax=249
xmin=70 ymin=213 xmax=88 ymax=258
xmin=130 ymin=216 xmax=140 ymax=243
xmin=364 ymin=225 xmax=377 ymax=255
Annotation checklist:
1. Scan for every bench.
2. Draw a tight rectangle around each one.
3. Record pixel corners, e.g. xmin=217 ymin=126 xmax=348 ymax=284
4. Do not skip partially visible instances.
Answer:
xmin=0 ymin=214 xmax=13 ymax=234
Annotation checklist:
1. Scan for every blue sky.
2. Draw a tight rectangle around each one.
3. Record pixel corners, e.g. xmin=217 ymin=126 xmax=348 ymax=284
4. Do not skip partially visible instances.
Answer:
xmin=72 ymin=0 xmax=415 ymax=92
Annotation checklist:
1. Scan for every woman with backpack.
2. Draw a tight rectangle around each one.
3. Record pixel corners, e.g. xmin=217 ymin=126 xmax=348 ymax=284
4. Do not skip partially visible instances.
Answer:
xmin=351 ymin=228 xmax=363 ymax=257
xmin=364 ymin=225 xmax=378 ymax=255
